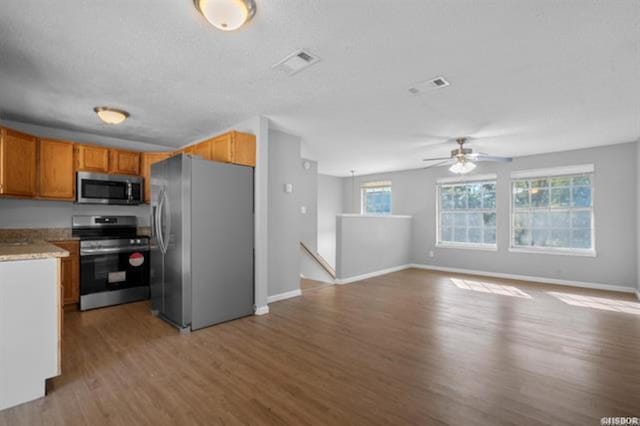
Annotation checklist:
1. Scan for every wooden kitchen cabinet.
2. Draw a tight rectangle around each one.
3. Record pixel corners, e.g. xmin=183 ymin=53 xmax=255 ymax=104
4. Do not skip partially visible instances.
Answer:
xmin=38 ymin=139 xmax=75 ymax=200
xmin=140 ymin=152 xmax=172 ymax=203
xmin=210 ymin=131 xmax=256 ymax=167
xmin=110 ymin=149 xmax=140 ymax=175
xmin=75 ymin=144 xmax=110 ymax=173
xmin=0 ymin=127 xmax=38 ymax=197
xmin=184 ymin=141 xmax=213 ymax=160
xmin=53 ymin=240 xmax=80 ymax=306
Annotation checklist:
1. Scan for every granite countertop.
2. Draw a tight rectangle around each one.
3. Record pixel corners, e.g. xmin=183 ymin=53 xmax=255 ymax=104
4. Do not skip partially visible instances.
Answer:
xmin=0 ymin=240 xmax=69 ymax=262
xmin=0 ymin=228 xmax=79 ymax=242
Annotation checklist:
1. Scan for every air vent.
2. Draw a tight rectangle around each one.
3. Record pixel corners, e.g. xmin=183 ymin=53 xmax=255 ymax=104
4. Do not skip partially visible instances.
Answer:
xmin=273 ymin=49 xmax=321 ymax=76
xmin=408 ymin=76 xmax=450 ymax=95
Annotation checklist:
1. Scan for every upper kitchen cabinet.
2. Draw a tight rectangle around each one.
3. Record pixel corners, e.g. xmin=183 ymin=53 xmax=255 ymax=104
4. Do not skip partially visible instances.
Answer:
xmin=110 ymin=149 xmax=140 ymax=175
xmin=140 ymin=152 xmax=172 ymax=203
xmin=0 ymin=128 xmax=37 ymax=197
xmin=184 ymin=141 xmax=213 ymax=161
xmin=75 ymin=144 xmax=110 ymax=173
xmin=38 ymin=139 xmax=75 ymax=200
xmin=210 ymin=131 xmax=256 ymax=167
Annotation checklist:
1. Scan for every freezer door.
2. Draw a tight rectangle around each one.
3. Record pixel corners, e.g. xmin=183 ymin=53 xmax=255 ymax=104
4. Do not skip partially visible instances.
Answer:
xmin=149 ymin=159 xmax=166 ymax=313
xmin=160 ymin=155 xmax=191 ymax=328
xmin=190 ymin=159 xmax=254 ymax=330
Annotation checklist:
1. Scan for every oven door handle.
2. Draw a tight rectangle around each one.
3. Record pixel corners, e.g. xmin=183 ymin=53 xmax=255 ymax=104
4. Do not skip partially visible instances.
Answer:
xmin=81 ymin=246 xmax=149 ymax=255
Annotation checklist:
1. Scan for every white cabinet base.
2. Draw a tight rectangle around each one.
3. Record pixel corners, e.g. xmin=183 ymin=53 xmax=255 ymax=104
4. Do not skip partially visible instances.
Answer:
xmin=0 ymin=258 xmax=60 ymax=411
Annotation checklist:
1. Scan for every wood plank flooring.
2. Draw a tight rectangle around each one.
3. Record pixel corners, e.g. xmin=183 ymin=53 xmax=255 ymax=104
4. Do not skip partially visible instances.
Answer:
xmin=300 ymin=278 xmax=331 ymax=292
xmin=1 ymin=268 xmax=639 ymax=425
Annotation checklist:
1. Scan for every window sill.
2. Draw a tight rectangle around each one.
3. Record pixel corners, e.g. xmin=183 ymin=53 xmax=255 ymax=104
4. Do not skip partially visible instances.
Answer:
xmin=436 ymin=243 xmax=498 ymax=252
xmin=508 ymin=247 xmax=597 ymax=257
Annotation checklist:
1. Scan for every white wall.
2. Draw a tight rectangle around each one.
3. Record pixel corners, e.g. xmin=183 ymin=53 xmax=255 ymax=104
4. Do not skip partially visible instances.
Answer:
xmin=637 ymin=141 xmax=640 ymax=295
xmin=267 ymin=129 xmax=303 ymax=297
xmin=336 ymin=215 xmax=412 ymax=280
xmin=0 ymin=199 xmax=151 ymax=228
xmin=342 ymin=142 xmax=638 ymax=290
xmin=298 ymin=159 xmax=318 ymax=251
xmin=317 ymin=174 xmax=343 ymax=268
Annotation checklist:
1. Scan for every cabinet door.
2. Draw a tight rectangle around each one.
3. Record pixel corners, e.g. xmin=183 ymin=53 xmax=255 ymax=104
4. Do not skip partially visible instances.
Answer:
xmin=54 ymin=241 xmax=79 ymax=305
xmin=0 ymin=128 xmax=37 ymax=197
xmin=75 ymin=145 xmax=110 ymax=173
xmin=140 ymin=152 xmax=171 ymax=203
xmin=38 ymin=139 xmax=75 ymax=200
xmin=110 ymin=150 xmax=140 ymax=175
xmin=230 ymin=131 xmax=256 ymax=167
xmin=193 ymin=141 xmax=213 ymax=160
xmin=211 ymin=134 xmax=233 ymax=163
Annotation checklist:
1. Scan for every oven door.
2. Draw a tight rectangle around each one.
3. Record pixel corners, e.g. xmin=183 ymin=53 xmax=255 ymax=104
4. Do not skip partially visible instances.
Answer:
xmin=80 ymin=248 xmax=150 ymax=296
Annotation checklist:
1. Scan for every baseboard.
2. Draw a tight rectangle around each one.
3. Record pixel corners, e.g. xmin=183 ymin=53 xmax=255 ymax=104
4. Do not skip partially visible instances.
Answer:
xmin=335 ymin=264 xmax=412 ymax=285
xmin=267 ymin=289 xmax=302 ymax=304
xmin=254 ymin=305 xmax=270 ymax=315
xmin=411 ymin=264 xmax=636 ymax=294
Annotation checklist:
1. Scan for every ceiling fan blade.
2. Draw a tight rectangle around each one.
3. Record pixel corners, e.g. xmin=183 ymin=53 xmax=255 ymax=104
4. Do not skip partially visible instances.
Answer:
xmin=422 ymin=156 xmax=452 ymax=162
xmin=424 ymin=159 xmax=454 ymax=169
xmin=471 ymin=154 xmax=513 ymax=163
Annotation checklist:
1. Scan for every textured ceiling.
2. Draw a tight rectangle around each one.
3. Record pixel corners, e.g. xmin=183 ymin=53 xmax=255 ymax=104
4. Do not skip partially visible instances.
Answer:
xmin=0 ymin=1 xmax=638 ymax=176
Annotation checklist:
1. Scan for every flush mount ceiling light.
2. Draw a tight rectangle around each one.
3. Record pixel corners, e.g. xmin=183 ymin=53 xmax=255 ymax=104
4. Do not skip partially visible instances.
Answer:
xmin=196 ymin=0 xmax=256 ymax=31
xmin=94 ymin=107 xmax=129 ymax=125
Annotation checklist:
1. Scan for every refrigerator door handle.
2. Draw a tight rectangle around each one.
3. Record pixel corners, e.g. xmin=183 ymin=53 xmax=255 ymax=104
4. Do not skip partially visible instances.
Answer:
xmin=161 ymin=187 xmax=171 ymax=251
xmin=156 ymin=188 xmax=167 ymax=254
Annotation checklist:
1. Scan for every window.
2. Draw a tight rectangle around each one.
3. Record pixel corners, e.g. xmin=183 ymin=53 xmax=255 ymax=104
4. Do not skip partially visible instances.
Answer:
xmin=511 ymin=165 xmax=594 ymax=255
xmin=437 ymin=177 xmax=497 ymax=248
xmin=361 ymin=181 xmax=392 ymax=215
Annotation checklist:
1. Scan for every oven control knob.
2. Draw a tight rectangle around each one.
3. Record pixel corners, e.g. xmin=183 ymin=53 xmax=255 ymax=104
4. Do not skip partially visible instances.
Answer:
xmin=136 ymin=239 xmax=141 ymax=244
xmin=130 ymin=239 xmax=135 ymax=244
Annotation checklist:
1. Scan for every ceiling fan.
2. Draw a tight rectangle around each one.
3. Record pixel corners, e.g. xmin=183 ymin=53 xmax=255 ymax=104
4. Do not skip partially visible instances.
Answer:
xmin=422 ymin=137 xmax=512 ymax=174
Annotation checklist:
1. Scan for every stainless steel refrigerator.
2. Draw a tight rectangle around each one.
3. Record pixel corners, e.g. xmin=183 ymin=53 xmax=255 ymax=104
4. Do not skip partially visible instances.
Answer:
xmin=150 ymin=154 xmax=254 ymax=332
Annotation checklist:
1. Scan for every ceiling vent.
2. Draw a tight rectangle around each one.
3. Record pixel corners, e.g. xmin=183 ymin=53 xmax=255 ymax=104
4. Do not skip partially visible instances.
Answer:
xmin=408 ymin=76 xmax=450 ymax=95
xmin=273 ymin=49 xmax=321 ymax=76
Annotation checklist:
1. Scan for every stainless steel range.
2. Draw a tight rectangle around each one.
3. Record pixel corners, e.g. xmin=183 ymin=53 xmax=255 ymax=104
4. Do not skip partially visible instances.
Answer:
xmin=72 ymin=215 xmax=150 ymax=311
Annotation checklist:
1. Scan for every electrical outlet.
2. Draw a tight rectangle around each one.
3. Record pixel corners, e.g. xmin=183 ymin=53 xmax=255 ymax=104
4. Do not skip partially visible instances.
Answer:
xmin=428 ymin=250 xmax=434 ymax=258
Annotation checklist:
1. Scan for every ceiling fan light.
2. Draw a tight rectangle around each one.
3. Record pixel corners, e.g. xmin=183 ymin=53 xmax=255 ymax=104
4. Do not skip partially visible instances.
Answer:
xmin=449 ymin=160 xmax=476 ymax=174
xmin=197 ymin=0 xmax=255 ymax=31
xmin=94 ymin=107 xmax=129 ymax=125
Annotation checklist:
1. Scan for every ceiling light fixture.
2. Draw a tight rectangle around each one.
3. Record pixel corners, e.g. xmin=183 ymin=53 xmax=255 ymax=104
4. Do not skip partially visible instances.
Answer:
xmin=449 ymin=159 xmax=476 ymax=175
xmin=196 ymin=0 xmax=256 ymax=31
xmin=94 ymin=107 xmax=129 ymax=125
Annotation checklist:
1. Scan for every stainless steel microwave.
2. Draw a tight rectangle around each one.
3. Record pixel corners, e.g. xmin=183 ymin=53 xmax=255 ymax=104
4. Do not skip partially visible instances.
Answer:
xmin=76 ymin=172 xmax=143 ymax=205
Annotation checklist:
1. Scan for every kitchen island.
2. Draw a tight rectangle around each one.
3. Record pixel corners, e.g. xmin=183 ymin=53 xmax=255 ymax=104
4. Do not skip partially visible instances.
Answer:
xmin=0 ymin=241 xmax=68 ymax=411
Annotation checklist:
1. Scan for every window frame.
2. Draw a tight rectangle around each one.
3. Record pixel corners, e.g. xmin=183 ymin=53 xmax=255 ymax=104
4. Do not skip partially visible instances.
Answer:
xmin=509 ymin=165 xmax=596 ymax=257
xmin=435 ymin=175 xmax=498 ymax=251
xmin=360 ymin=181 xmax=392 ymax=215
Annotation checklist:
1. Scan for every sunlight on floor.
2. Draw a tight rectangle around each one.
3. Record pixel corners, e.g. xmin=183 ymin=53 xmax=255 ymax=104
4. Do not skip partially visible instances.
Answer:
xmin=548 ymin=292 xmax=640 ymax=315
xmin=451 ymin=278 xmax=532 ymax=299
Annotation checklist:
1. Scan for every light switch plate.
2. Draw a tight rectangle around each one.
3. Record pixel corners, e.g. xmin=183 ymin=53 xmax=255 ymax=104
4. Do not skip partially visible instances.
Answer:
xmin=300 ymin=206 xmax=307 ymax=214
xmin=284 ymin=183 xmax=293 ymax=193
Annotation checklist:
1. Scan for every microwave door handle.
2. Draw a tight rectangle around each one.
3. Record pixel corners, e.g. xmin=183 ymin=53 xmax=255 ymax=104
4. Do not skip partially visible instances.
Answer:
xmin=127 ymin=181 xmax=133 ymax=202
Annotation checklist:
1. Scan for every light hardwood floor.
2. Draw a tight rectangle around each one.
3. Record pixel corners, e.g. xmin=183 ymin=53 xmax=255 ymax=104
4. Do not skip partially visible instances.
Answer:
xmin=1 ymin=269 xmax=639 ymax=425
